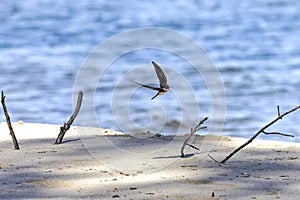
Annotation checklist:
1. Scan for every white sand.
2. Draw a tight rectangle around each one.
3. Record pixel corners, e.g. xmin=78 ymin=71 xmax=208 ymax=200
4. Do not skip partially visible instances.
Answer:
xmin=1 ymin=122 xmax=299 ymax=199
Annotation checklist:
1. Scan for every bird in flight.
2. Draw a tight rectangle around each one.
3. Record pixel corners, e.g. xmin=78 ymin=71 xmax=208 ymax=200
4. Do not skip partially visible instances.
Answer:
xmin=135 ymin=61 xmax=169 ymax=100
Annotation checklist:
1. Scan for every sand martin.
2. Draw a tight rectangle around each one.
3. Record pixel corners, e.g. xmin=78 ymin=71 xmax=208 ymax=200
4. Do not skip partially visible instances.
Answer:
xmin=135 ymin=61 xmax=169 ymax=100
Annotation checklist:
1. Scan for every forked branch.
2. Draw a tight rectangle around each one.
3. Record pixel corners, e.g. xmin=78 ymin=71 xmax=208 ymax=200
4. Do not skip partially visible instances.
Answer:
xmin=55 ymin=91 xmax=83 ymax=144
xmin=181 ymin=116 xmax=208 ymax=158
xmin=220 ymin=105 xmax=300 ymax=164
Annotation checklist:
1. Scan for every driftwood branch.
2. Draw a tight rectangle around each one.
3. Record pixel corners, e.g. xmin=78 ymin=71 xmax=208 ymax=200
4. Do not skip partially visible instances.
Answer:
xmin=181 ymin=116 xmax=208 ymax=158
xmin=220 ymin=105 xmax=300 ymax=164
xmin=1 ymin=91 xmax=20 ymax=150
xmin=55 ymin=91 xmax=83 ymax=144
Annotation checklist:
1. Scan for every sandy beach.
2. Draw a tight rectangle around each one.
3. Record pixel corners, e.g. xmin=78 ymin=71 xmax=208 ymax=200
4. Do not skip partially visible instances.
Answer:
xmin=1 ymin=122 xmax=299 ymax=199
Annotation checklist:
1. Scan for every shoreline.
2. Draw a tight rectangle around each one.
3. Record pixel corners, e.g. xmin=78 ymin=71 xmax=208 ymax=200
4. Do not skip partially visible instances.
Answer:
xmin=1 ymin=122 xmax=299 ymax=199
xmin=1 ymin=122 xmax=299 ymax=144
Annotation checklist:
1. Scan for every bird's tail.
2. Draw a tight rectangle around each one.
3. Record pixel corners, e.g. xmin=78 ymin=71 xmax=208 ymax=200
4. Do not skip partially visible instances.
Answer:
xmin=151 ymin=92 xmax=160 ymax=100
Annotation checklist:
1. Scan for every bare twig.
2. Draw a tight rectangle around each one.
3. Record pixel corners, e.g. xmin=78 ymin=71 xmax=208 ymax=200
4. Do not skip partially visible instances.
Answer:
xmin=1 ymin=91 xmax=20 ymax=150
xmin=262 ymin=130 xmax=294 ymax=137
xmin=186 ymin=143 xmax=200 ymax=150
xmin=181 ymin=116 xmax=208 ymax=158
xmin=220 ymin=105 xmax=300 ymax=164
xmin=207 ymin=154 xmax=222 ymax=166
xmin=55 ymin=91 xmax=83 ymax=144
xmin=277 ymin=105 xmax=281 ymax=118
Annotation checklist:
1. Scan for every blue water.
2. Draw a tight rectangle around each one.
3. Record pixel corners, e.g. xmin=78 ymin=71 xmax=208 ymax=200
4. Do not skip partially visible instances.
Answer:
xmin=0 ymin=0 xmax=300 ymax=142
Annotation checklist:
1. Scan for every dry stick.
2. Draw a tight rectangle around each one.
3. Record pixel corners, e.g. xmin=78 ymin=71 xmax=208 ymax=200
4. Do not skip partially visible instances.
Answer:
xmin=1 ymin=91 xmax=20 ymax=150
xmin=54 ymin=91 xmax=83 ymax=144
xmin=277 ymin=105 xmax=281 ymax=119
xmin=186 ymin=143 xmax=200 ymax=150
xmin=262 ymin=130 xmax=294 ymax=137
xmin=220 ymin=105 xmax=300 ymax=164
xmin=181 ymin=116 xmax=208 ymax=158
xmin=207 ymin=154 xmax=222 ymax=166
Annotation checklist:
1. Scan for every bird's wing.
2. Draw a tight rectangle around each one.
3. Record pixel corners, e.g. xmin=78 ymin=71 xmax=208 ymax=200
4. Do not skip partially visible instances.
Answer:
xmin=134 ymin=81 xmax=160 ymax=90
xmin=152 ymin=61 xmax=168 ymax=87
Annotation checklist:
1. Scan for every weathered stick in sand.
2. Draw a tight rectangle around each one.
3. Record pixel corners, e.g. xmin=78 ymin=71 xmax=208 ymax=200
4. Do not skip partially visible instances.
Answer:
xmin=1 ymin=91 xmax=20 ymax=150
xmin=181 ymin=116 xmax=208 ymax=158
xmin=220 ymin=105 xmax=300 ymax=164
xmin=55 ymin=91 xmax=83 ymax=144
